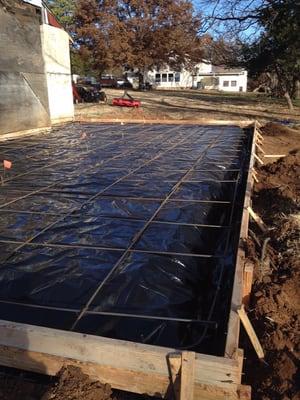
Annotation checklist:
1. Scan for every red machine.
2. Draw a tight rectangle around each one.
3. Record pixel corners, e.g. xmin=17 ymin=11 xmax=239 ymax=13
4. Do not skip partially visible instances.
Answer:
xmin=112 ymin=91 xmax=141 ymax=107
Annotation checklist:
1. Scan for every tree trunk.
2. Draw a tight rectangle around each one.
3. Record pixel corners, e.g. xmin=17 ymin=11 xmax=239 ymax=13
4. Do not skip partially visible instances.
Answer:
xmin=294 ymin=80 xmax=300 ymax=99
xmin=284 ymin=91 xmax=294 ymax=111
xmin=275 ymin=66 xmax=294 ymax=112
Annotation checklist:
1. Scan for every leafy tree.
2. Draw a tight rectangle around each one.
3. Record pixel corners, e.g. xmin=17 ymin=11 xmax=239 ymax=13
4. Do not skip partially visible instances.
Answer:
xmin=46 ymin=0 xmax=76 ymax=31
xmin=74 ymin=0 xmax=203 ymax=80
xmin=241 ymin=1 xmax=300 ymax=110
xmin=46 ymin=0 xmax=94 ymax=76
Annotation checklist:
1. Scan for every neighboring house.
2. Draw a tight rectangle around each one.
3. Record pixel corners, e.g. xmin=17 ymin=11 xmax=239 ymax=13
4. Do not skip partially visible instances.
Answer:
xmin=146 ymin=61 xmax=248 ymax=92
xmin=0 ymin=0 xmax=73 ymax=135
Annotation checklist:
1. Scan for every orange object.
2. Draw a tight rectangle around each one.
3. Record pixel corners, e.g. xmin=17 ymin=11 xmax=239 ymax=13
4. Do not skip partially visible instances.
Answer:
xmin=3 ymin=160 xmax=12 ymax=169
xmin=112 ymin=98 xmax=141 ymax=107
xmin=80 ymin=132 xmax=87 ymax=140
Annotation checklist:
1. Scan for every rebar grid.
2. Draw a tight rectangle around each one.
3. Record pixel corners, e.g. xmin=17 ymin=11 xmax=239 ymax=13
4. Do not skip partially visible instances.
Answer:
xmin=0 ymin=124 xmax=180 ymax=210
xmin=0 ymin=123 xmax=252 ymax=350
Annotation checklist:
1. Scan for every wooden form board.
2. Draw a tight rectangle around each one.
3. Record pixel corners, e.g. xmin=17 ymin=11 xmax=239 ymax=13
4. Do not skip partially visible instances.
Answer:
xmin=0 ymin=319 xmax=248 ymax=399
xmin=0 ymin=126 xmax=52 ymax=142
xmin=225 ymin=121 xmax=258 ymax=359
xmin=0 ymin=120 xmax=256 ymax=399
xmin=75 ymin=117 xmax=253 ymax=127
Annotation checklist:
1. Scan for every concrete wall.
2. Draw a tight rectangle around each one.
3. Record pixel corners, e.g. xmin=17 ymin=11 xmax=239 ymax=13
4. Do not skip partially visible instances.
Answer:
xmin=0 ymin=1 xmax=50 ymax=135
xmin=40 ymin=24 xmax=74 ymax=124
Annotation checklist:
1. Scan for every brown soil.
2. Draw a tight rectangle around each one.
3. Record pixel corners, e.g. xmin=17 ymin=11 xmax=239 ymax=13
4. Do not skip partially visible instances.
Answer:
xmin=255 ymin=149 xmax=300 ymax=207
xmin=259 ymin=123 xmax=300 ymax=164
xmin=242 ymin=124 xmax=300 ymax=400
xmin=0 ymin=366 xmax=114 ymax=400
xmin=75 ymin=89 xmax=300 ymax=123
xmin=261 ymin=122 xmax=300 ymax=137
xmin=42 ymin=366 xmax=113 ymax=400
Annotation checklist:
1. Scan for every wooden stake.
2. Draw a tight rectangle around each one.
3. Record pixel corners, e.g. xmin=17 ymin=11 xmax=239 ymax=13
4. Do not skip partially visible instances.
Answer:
xmin=238 ymin=305 xmax=264 ymax=359
xmin=264 ymin=154 xmax=286 ymax=158
xmin=252 ymin=169 xmax=259 ymax=183
xmin=248 ymin=206 xmax=268 ymax=233
xmin=256 ymin=143 xmax=265 ymax=155
xmin=180 ymin=351 xmax=195 ymax=400
xmin=253 ymin=174 xmax=259 ymax=183
xmin=254 ymin=153 xmax=264 ymax=165
xmin=243 ymin=262 xmax=254 ymax=307
xmin=256 ymin=129 xmax=264 ymax=141
xmin=168 ymin=353 xmax=181 ymax=400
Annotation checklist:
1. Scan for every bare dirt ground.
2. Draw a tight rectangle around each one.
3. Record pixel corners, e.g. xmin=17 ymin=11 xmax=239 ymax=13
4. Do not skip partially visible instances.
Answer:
xmin=242 ymin=123 xmax=300 ymax=400
xmin=75 ymin=89 xmax=300 ymax=123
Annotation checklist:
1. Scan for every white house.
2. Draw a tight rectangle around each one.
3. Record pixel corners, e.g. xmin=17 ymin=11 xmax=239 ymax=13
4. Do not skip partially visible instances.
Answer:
xmin=146 ymin=61 xmax=248 ymax=92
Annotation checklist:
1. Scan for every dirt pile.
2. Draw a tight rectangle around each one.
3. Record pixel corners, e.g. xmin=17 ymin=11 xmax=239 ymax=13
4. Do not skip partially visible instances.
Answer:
xmin=42 ymin=366 xmax=113 ymax=400
xmin=255 ymin=149 xmax=300 ymax=210
xmin=261 ymin=122 xmax=300 ymax=137
xmin=243 ymin=148 xmax=300 ymax=399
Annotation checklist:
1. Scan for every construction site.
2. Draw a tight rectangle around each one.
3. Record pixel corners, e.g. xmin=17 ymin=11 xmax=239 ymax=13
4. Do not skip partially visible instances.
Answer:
xmin=0 ymin=1 xmax=299 ymax=400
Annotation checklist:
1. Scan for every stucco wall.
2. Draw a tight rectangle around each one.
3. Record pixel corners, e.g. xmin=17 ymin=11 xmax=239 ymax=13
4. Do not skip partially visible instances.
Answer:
xmin=40 ymin=24 xmax=74 ymax=123
xmin=0 ymin=1 xmax=50 ymax=135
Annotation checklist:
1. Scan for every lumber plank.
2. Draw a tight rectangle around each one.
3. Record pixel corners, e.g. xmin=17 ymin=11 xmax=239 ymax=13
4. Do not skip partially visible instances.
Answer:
xmin=75 ymin=117 xmax=254 ymax=127
xmin=168 ymin=353 xmax=181 ymax=400
xmin=0 ymin=127 xmax=51 ymax=142
xmin=264 ymin=154 xmax=285 ymax=158
xmin=236 ymin=349 xmax=244 ymax=385
xmin=180 ymin=351 xmax=195 ymax=400
xmin=225 ymin=123 xmax=257 ymax=358
xmin=248 ymin=206 xmax=268 ymax=233
xmin=254 ymin=153 xmax=264 ymax=165
xmin=0 ymin=319 xmax=242 ymax=399
xmin=0 ymin=345 xmax=242 ymax=400
xmin=237 ymin=384 xmax=252 ymax=400
xmin=238 ymin=306 xmax=264 ymax=359
xmin=256 ymin=143 xmax=265 ymax=154
xmin=243 ymin=261 xmax=254 ymax=306
xmin=225 ymin=248 xmax=245 ymax=358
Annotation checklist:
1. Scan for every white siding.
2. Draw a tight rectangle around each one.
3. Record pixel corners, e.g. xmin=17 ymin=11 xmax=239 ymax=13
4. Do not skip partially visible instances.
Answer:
xmin=218 ymin=72 xmax=248 ymax=92
xmin=147 ymin=68 xmax=193 ymax=89
xmin=197 ymin=62 xmax=212 ymax=74
xmin=146 ymin=62 xmax=248 ymax=92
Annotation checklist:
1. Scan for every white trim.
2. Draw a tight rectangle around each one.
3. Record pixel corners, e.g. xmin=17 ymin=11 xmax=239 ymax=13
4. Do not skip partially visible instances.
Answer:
xmin=23 ymin=0 xmax=42 ymax=7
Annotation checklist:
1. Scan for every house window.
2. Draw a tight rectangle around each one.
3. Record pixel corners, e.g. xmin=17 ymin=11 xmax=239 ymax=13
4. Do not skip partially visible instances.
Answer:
xmin=162 ymin=73 xmax=167 ymax=82
xmin=223 ymin=80 xmax=229 ymax=87
xmin=168 ymin=73 xmax=174 ymax=82
xmin=155 ymin=73 xmax=161 ymax=83
xmin=175 ymin=72 xmax=180 ymax=82
xmin=231 ymin=80 xmax=237 ymax=87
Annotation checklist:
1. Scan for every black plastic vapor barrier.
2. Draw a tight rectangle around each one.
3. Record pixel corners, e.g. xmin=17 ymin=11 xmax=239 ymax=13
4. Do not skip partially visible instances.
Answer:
xmin=0 ymin=123 xmax=253 ymax=356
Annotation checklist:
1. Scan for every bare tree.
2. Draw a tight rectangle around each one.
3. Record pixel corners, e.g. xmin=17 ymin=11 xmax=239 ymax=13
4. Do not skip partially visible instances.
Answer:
xmin=195 ymin=0 xmax=300 ymax=111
